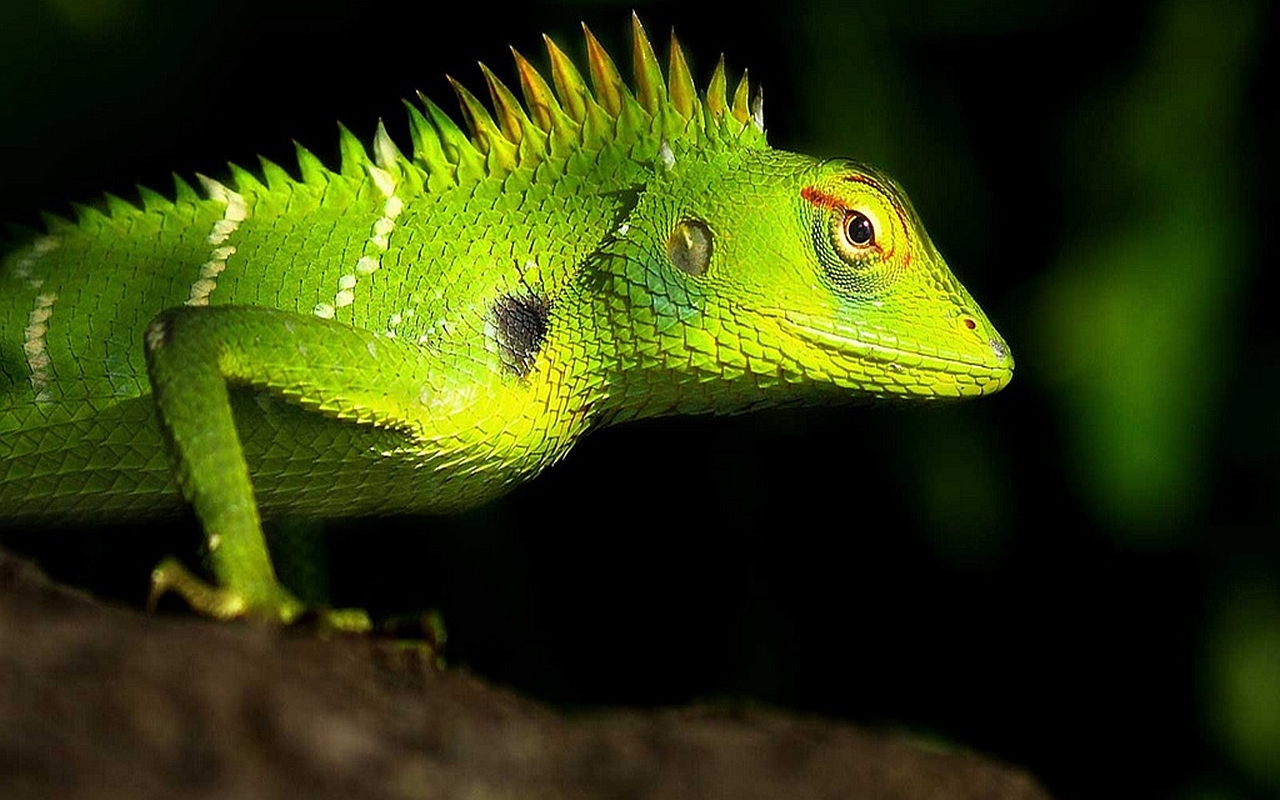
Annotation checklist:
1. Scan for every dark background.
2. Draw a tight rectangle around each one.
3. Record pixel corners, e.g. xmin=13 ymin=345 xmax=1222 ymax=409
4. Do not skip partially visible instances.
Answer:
xmin=0 ymin=0 xmax=1274 ymax=798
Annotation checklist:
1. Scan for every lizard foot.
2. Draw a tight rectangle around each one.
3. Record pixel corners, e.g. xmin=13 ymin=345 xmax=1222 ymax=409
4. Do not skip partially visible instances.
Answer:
xmin=148 ymin=556 xmax=373 ymax=633
xmin=379 ymin=609 xmax=449 ymax=668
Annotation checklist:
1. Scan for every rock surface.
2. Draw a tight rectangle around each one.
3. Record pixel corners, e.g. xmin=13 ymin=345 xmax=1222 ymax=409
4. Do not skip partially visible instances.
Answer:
xmin=0 ymin=549 xmax=1053 ymax=800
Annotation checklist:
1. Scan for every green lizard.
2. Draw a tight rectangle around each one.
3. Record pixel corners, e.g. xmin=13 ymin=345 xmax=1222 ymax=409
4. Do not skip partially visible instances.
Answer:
xmin=0 ymin=16 xmax=1012 ymax=630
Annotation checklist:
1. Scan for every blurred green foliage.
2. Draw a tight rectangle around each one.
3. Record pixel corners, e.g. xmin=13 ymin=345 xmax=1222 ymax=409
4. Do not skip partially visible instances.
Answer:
xmin=1206 ymin=578 xmax=1280 ymax=789
xmin=0 ymin=0 xmax=1273 ymax=798
xmin=1039 ymin=0 xmax=1259 ymax=538
xmin=40 ymin=0 xmax=143 ymax=36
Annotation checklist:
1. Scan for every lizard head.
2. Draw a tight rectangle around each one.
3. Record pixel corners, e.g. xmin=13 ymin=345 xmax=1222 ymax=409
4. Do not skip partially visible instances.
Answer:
xmin=589 ymin=148 xmax=1013 ymax=416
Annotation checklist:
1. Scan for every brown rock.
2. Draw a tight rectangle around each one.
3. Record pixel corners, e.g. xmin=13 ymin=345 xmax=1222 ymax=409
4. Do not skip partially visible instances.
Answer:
xmin=0 ymin=549 xmax=1052 ymax=800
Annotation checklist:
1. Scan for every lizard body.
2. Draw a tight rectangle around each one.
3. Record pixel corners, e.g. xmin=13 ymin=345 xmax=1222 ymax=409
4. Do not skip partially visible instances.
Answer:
xmin=0 ymin=17 xmax=1012 ymax=626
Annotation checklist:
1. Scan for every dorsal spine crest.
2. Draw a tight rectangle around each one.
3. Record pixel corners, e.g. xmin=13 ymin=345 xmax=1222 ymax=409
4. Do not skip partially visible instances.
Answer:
xmin=68 ymin=13 xmax=766 ymax=219
xmin=386 ymin=12 xmax=767 ymax=189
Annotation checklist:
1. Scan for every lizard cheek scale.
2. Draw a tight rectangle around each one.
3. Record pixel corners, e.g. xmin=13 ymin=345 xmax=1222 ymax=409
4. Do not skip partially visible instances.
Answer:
xmin=0 ymin=14 xmax=1012 ymax=627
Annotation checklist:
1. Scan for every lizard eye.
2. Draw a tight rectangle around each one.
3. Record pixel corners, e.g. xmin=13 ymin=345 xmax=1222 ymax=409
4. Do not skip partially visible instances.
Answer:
xmin=807 ymin=185 xmax=902 ymax=298
xmin=842 ymin=211 xmax=875 ymax=248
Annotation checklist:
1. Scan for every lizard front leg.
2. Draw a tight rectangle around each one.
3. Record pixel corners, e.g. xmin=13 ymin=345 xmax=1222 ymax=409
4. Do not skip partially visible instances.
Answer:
xmin=142 ymin=305 xmax=432 ymax=631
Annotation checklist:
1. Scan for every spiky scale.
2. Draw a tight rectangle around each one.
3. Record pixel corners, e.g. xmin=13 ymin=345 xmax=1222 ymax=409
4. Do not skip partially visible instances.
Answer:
xmin=579 ymin=93 xmax=616 ymax=151
xmin=510 ymin=47 xmax=566 ymax=133
xmin=479 ymin=63 xmax=529 ymax=144
xmin=667 ymin=31 xmax=697 ymax=119
xmin=104 ymin=193 xmax=136 ymax=218
xmin=402 ymin=100 xmax=454 ymax=186
xmin=419 ymin=93 xmax=486 ymax=182
xmin=294 ymin=143 xmax=329 ymax=186
xmin=258 ymin=157 xmax=294 ymax=192
xmin=337 ymin=123 xmax=370 ymax=178
xmin=372 ymin=120 xmax=404 ymax=173
xmin=137 ymin=185 xmax=169 ymax=212
xmin=543 ymin=34 xmax=589 ymax=123
xmin=629 ymin=13 xmax=666 ymax=115
xmin=37 ymin=209 xmax=72 ymax=233
xmin=172 ymin=174 xmax=199 ymax=203
xmin=447 ymin=76 xmax=501 ymax=145
xmin=449 ymin=76 xmax=519 ymax=175
xmin=707 ymin=55 xmax=729 ymax=119
xmin=582 ymin=23 xmax=628 ymax=117
xmin=229 ymin=162 xmax=264 ymax=194
xmin=732 ymin=70 xmax=752 ymax=125
xmin=71 ymin=201 xmax=105 ymax=225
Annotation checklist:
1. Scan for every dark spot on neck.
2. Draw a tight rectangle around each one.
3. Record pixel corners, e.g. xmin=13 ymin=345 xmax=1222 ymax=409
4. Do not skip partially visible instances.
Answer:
xmin=493 ymin=292 xmax=550 ymax=378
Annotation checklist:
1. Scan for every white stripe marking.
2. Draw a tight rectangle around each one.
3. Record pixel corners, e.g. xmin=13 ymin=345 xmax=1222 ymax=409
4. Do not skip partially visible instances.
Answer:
xmin=10 ymin=236 xmax=61 ymax=290
xmin=187 ymin=177 xmax=248 ymax=306
xmin=317 ymin=164 xmax=404 ymax=320
xmin=23 ymin=293 xmax=58 ymax=402
xmin=368 ymin=164 xmax=397 ymax=198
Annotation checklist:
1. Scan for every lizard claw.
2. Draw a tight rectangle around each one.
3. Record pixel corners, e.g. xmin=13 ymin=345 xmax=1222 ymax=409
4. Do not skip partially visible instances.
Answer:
xmin=148 ymin=556 xmax=373 ymax=633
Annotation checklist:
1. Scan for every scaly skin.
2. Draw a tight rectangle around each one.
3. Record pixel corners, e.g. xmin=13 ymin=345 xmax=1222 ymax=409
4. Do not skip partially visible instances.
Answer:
xmin=0 ymin=16 xmax=1012 ymax=627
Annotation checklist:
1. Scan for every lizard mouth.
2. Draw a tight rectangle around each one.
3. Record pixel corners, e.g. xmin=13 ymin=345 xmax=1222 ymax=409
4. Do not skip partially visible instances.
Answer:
xmin=771 ymin=309 xmax=1015 ymax=393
